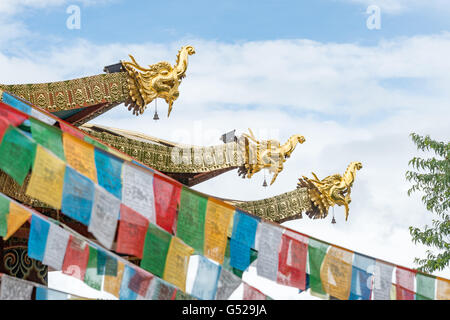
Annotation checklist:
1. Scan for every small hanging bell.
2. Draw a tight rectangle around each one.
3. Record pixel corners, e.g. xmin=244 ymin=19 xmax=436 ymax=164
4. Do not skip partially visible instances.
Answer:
xmin=262 ymin=178 xmax=268 ymax=187
xmin=153 ymin=110 xmax=159 ymax=120
xmin=331 ymin=216 xmax=336 ymax=224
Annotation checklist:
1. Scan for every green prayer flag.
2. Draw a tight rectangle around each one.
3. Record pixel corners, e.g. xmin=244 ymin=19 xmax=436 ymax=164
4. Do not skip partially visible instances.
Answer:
xmin=30 ymin=118 xmax=65 ymax=160
xmin=0 ymin=126 xmax=37 ymax=185
xmin=0 ymin=195 xmax=10 ymax=237
xmin=84 ymin=247 xmax=103 ymax=291
xmin=176 ymin=187 xmax=207 ymax=253
xmin=308 ymin=238 xmax=329 ymax=296
xmin=84 ymin=136 xmax=109 ymax=151
xmin=141 ymin=223 xmax=172 ymax=277
xmin=416 ymin=273 xmax=435 ymax=300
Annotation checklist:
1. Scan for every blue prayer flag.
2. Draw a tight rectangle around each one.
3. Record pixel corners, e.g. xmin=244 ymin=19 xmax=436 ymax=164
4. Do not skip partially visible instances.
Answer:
xmin=231 ymin=210 xmax=259 ymax=248
xmin=191 ymin=256 xmax=221 ymax=300
xmin=349 ymin=253 xmax=375 ymax=300
xmin=119 ymin=265 xmax=138 ymax=300
xmin=94 ymin=149 xmax=123 ymax=200
xmin=61 ymin=166 xmax=95 ymax=225
xmin=28 ymin=215 xmax=50 ymax=262
xmin=36 ymin=287 xmax=68 ymax=300
xmin=2 ymin=92 xmax=32 ymax=115
xmin=229 ymin=239 xmax=252 ymax=271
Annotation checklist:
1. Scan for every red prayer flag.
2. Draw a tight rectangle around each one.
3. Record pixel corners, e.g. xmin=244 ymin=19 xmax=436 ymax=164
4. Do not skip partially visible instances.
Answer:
xmin=116 ymin=204 xmax=149 ymax=259
xmin=0 ymin=102 xmax=28 ymax=126
xmin=396 ymin=266 xmax=416 ymax=300
xmin=62 ymin=236 xmax=90 ymax=281
xmin=277 ymin=230 xmax=308 ymax=290
xmin=128 ymin=269 xmax=154 ymax=296
xmin=59 ymin=121 xmax=85 ymax=139
xmin=0 ymin=117 xmax=9 ymax=143
xmin=153 ymin=175 xmax=181 ymax=234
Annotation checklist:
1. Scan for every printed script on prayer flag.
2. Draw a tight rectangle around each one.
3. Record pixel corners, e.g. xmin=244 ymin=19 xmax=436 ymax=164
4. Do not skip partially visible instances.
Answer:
xmin=396 ymin=266 xmax=416 ymax=300
xmin=129 ymin=269 xmax=153 ymax=297
xmin=116 ymin=204 xmax=149 ymax=259
xmin=349 ymin=253 xmax=375 ymax=300
xmin=204 ymin=199 xmax=234 ymax=264
xmin=436 ymin=278 xmax=450 ymax=300
xmin=42 ymin=223 xmax=70 ymax=271
xmin=415 ymin=272 xmax=435 ymax=300
xmin=27 ymin=215 xmax=50 ymax=262
xmin=94 ymin=148 xmax=123 ymax=200
xmin=215 ymin=268 xmax=242 ymax=300
xmin=62 ymin=236 xmax=90 ymax=281
xmin=163 ymin=236 xmax=194 ymax=292
xmin=277 ymin=230 xmax=308 ymax=291
xmin=153 ymin=174 xmax=181 ymax=233
xmin=26 ymin=145 xmax=66 ymax=209
xmin=191 ymin=256 xmax=221 ymax=300
xmin=141 ymin=223 xmax=172 ymax=278
xmin=320 ymin=246 xmax=354 ymax=300
xmin=104 ymin=261 xmax=125 ymax=298
xmin=84 ymin=247 xmax=103 ymax=291
xmin=88 ymin=184 xmax=121 ymax=249
xmin=0 ymin=126 xmax=36 ymax=185
xmin=372 ymin=260 xmax=394 ymax=300
xmin=5 ymin=201 xmax=31 ymax=240
xmin=308 ymin=238 xmax=330 ymax=296
xmin=0 ymin=275 xmax=33 ymax=300
xmin=30 ymin=118 xmax=65 ymax=160
xmin=229 ymin=210 xmax=259 ymax=272
xmin=176 ymin=187 xmax=207 ymax=253
xmin=256 ymin=222 xmax=283 ymax=281
xmin=62 ymin=132 xmax=97 ymax=182
xmin=121 ymin=162 xmax=156 ymax=223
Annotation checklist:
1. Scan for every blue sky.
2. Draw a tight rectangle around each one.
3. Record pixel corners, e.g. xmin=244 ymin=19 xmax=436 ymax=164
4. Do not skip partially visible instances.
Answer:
xmin=15 ymin=0 xmax=450 ymax=47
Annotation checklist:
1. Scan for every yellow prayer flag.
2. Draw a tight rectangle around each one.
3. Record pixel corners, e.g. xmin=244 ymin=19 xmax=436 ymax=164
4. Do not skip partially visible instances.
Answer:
xmin=204 ymin=198 xmax=234 ymax=264
xmin=437 ymin=278 xmax=450 ymax=300
xmin=26 ymin=145 xmax=66 ymax=209
xmin=163 ymin=237 xmax=194 ymax=292
xmin=62 ymin=132 xmax=97 ymax=182
xmin=320 ymin=246 xmax=353 ymax=300
xmin=5 ymin=202 xmax=31 ymax=240
xmin=104 ymin=261 xmax=125 ymax=298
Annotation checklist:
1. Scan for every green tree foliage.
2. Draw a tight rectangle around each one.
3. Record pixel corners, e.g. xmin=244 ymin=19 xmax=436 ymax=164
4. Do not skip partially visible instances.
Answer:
xmin=406 ymin=133 xmax=449 ymax=273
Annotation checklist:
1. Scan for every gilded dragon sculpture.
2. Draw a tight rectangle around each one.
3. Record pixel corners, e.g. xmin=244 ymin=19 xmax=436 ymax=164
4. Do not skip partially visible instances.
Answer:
xmin=238 ymin=129 xmax=306 ymax=185
xmin=298 ymin=161 xmax=362 ymax=221
xmin=122 ymin=45 xmax=196 ymax=116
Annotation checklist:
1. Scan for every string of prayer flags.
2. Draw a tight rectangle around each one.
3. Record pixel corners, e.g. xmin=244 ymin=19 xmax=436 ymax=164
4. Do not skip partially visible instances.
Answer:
xmin=395 ymin=266 xmax=416 ymax=300
xmin=277 ymin=230 xmax=308 ymax=291
xmin=26 ymin=145 xmax=66 ymax=209
xmin=243 ymin=283 xmax=267 ymax=300
xmin=62 ymin=236 xmax=90 ymax=281
xmin=371 ymin=260 xmax=394 ymax=300
xmin=88 ymin=184 xmax=121 ymax=249
xmin=30 ymin=118 xmax=65 ymax=160
xmin=0 ymin=102 xmax=28 ymax=126
xmin=256 ymin=222 xmax=283 ymax=281
xmin=163 ymin=236 xmax=195 ymax=292
xmin=0 ymin=275 xmax=33 ymax=300
xmin=436 ymin=278 xmax=450 ymax=300
xmin=84 ymin=247 xmax=103 ymax=291
xmin=62 ymin=132 xmax=97 ymax=182
xmin=61 ymin=166 xmax=95 ymax=225
xmin=176 ymin=187 xmax=207 ymax=253
xmin=153 ymin=174 xmax=181 ymax=233
xmin=121 ymin=161 xmax=156 ymax=223
xmin=0 ymin=126 xmax=36 ymax=185
xmin=94 ymin=148 xmax=123 ymax=200
xmin=349 ymin=253 xmax=375 ymax=300
xmin=415 ymin=272 xmax=435 ymax=300
xmin=119 ymin=265 xmax=138 ymax=300
xmin=0 ymin=195 xmax=9 ymax=237
xmin=141 ymin=223 xmax=172 ymax=278
xmin=104 ymin=260 xmax=125 ymax=298
xmin=116 ymin=204 xmax=149 ymax=258
xmin=4 ymin=201 xmax=31 ymax=240
xmin=215 ymin=268 xmax=242 ymax=300
xmin=320 ymin=246 xmax=354 ymax=300
xmin=308 ymin=238 xmax=330 ymax=296
xmin=191 ymin=256 xmax=221 ymax=300
xmin=59 ymin=121 xmax=84 ymax=140
xmin=204 ymin=198 xmax=234 ymax=264
xmin=1 ymin=92 xmax=31 ymax=115
xmin=229 ymin=210 xmax=259 ymax=271
xmin=27 ymin=214 xmax=50 ymax=262
xmin=42 ymin=223 xmax=70 ymax=271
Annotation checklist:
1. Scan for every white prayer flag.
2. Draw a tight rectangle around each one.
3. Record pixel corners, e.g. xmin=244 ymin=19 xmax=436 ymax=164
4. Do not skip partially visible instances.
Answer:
xmin=0 ymin=275 xmax=33 ymax=300
xmin=121 ymin=162 xmax=156 ymax=223
xmin=43 ymin=223 xmax=70 ymax=271
xmin=31 ymin=109 xmax=57 ymax=126
xmin=372 ymin=260 xmax=394 ymax=300
xmin=256 ymin=222 xmax=283 ymax=281
xmin=88 ymin=185 xmax=121 ymax=249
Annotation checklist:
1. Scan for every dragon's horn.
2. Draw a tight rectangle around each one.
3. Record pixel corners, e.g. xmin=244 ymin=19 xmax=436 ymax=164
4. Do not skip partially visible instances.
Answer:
xmin=167 ymin=101 xmax=173 ymax=117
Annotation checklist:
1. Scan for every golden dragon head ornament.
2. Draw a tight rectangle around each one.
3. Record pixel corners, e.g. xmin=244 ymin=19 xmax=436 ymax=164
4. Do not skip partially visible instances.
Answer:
xmin=298 ymin=161 xmax=362 ymax=221
xmin=122 ymin=45 xmax=196 ymax=117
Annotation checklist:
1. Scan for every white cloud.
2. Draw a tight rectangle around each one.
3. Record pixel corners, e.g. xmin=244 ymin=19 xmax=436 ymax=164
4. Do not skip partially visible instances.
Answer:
xmin=1 ymin=31 xmax=449 ymax=298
